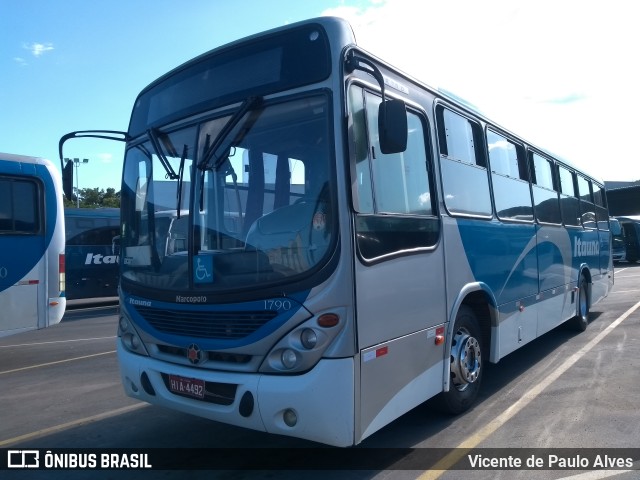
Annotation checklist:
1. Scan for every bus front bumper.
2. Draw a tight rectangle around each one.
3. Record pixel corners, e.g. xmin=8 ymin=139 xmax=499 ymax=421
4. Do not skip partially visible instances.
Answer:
xmin=117 ymin=342 xmax=355 ymax=447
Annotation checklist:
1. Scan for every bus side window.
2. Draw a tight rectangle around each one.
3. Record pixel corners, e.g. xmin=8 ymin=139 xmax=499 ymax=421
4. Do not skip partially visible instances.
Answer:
xmin=592 ymin=183 xmax=609 ymax=231
xmin=530 ymin=152 xmax=561 ymax=225
xmin=576 ymin=175 xmax=596 ymax=229
xmin=487 ymin=129 xmax=533 ymax=222
xmin=558 ymin=165 xmax=580 ymax=226
xmin=0 ymin=178 xmax=40 ymax=233
xmin=436 ymin=106 xmax=492 ymax=217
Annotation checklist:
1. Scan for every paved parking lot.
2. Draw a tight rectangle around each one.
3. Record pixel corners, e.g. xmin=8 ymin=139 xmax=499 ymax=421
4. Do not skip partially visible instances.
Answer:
xmin=1 ymin=264 xmax=639 ymax=479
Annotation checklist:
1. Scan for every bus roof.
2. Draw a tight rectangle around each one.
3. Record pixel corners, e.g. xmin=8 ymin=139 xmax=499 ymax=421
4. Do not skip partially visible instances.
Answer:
xmin=0 ymin=152 xmax=52 ymax=166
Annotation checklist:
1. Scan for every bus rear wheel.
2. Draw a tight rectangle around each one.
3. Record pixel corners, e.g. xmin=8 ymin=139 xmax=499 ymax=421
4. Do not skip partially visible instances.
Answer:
xmin=570 ymin=275 xmax=590 ymax=332
xmin=437 ymin=305 xmax=483 ymax=414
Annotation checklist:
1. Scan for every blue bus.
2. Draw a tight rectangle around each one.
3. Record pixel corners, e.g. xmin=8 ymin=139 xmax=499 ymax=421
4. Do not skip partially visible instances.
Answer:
xmin=0 ymin=153 xmax=66 ymax=337
xmin=617 ymin=216 xmax=640 ymax=263
xmin=65 ymin=208 xmax=120 ymax=300
xmin=60 ymin=17 xmax=613 ymax=446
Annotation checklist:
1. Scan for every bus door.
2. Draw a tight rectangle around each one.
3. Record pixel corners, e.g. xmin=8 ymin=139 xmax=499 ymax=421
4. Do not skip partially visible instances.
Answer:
xmin=348 ymin=88 xmax=445 ymax=441
xmin=0 ymin=174 xmax=44 ymax=334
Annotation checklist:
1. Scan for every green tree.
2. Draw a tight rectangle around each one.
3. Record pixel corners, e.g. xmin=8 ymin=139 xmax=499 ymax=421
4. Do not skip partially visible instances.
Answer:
xmin=63 ymin=187 xmax=120 ymax=208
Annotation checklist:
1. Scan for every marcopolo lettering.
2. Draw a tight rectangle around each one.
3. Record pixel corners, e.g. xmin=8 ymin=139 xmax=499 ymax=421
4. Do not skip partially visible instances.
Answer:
xmin=176 ymin=295 xmax=208 ymax=303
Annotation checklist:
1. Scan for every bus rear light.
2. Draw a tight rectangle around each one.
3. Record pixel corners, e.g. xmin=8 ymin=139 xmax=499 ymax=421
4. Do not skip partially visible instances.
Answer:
xmin=317 ymin=313 xmax=339 ymax=328
xmin=59 ymin=253 xmax=66 ymax=294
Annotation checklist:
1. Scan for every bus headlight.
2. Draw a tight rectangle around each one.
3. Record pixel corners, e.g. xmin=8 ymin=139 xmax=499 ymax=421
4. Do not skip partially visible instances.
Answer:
xmin=118 ymin=313 xmax=149 ymax=357
xmin=281 ymin=349 xmax=298 ymax=369
xmin=300 ymin=328 xmax=318 ymax=349
xmin=260 ymin=311 xmax=344 ymax=373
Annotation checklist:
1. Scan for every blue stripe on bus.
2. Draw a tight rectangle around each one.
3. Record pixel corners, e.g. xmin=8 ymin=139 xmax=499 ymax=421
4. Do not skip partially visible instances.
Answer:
xmin=456 ymin=218 xmax=604 ymax=305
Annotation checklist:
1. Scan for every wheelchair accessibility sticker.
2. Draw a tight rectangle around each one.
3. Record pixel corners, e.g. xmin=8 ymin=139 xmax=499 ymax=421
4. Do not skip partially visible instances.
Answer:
xmin=193 ymin=255 xmax=214 ymax=284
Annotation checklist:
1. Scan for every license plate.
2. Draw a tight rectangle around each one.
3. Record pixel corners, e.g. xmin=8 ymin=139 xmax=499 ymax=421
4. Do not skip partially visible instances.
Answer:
xmin=168 ymin=374 xmax=205 ymax=399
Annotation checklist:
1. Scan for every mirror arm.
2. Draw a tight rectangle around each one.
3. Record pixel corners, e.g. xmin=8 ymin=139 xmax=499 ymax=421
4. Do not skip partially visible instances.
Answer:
xmin=345 ymin=51 xmax=386 ymax=102
xmin=58 ymin=130 xmax=129 ymax=172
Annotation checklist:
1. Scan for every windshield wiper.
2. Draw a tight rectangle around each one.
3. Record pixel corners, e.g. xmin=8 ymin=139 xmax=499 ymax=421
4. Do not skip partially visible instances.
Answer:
xmin=176 ymin=144 xmax=188 ymax=220
xmin=197 ymin=96 xmax=263 ymax=212
xmin=148 ymin=128 xmax=179 ymax=180
xmin=197 ymin=96 xmax=263 ymax=172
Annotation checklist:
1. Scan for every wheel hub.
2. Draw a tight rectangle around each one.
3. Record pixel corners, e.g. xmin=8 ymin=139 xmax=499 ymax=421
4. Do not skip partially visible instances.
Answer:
xmin=450 ymin=329 xmax=481 ymax=390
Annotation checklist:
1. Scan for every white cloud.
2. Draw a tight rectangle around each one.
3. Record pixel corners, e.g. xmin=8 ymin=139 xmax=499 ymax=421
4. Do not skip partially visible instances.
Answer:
xmin=322 ymin=0 xmax=640 ymax=181
xmin=98 ymin=153 xmax=113 ymax=164
xmin=24 ymin=42 xmax=54 ymax=57
xmin=14 ymin=57 xmax=28 ymax=66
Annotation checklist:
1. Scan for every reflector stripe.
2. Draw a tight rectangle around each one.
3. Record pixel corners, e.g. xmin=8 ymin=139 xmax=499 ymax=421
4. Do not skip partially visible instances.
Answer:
xmin=16 ymin=280 xmax=39 ymax=286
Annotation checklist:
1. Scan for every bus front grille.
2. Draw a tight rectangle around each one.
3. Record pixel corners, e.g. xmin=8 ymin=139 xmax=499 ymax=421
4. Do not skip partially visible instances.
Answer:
xmin=135 ymin=306 xmax=277 ymax=339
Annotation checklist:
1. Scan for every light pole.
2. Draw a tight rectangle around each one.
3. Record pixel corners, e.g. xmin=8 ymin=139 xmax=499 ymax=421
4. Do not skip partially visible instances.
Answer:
xmin=69 ymin=158 xmax=89 ymax=208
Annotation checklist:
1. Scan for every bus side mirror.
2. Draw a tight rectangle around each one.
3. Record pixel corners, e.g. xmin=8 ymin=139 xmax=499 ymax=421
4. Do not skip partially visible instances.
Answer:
xmin=378 ymin=99 xmax=408 ymax=154
xmin=62 ymin=159 xmax=76 ymax=201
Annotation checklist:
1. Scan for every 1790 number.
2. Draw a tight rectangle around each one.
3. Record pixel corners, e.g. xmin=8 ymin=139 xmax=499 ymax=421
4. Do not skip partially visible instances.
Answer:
xmin=264 ymin=299 xmax=292 ymax=311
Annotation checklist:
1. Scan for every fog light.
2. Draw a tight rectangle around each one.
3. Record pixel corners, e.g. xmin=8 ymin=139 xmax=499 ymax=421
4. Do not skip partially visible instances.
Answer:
xmin=123 ymin=333 xmax=138 ymax=350
xmin=283 ymin=408 xmax=297 ymax=427
xmin=126 ymin=377 xmax=139 ymax=393
xmin=300 ymin=328 xmax=318 ymax=349
xmin=281 ymin=349 xmax=297 ymax=369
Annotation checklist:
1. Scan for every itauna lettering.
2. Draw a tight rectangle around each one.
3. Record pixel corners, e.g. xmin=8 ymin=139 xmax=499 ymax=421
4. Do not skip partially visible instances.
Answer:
xmin=85 ymin=253 xmax=120 ymax=265
xmin=129 ymin=298 xmax=152 ymax=307
xmin=574 ymin=238 xmax=600 ymax=257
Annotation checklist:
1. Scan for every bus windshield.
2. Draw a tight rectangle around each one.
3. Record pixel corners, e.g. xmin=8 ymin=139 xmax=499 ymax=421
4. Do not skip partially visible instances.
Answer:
xmin=120 ymin=94 xmax=335 ymax=294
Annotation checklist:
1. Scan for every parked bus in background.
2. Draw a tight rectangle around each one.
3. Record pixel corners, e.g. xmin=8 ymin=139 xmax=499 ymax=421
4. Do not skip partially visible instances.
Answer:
xmin=609 ymin=217 xmax=626 ymax=262
xmin=59 ymin=17 xmax=613 ymax=446
xmin=0 ymin=153 xmax=66 ymax=337
xmin=617 ymin=216 xmax=640 ymax=263
xmin=65 ymin=208 xmax=120 ymax=300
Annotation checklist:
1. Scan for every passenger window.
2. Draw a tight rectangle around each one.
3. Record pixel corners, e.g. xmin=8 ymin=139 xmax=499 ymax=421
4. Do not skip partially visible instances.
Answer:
xmin=487 ymin=130 xmax=532 ymax=221
xmin=437 ymin=106 xmax=491 ymax=217
xmin=440 ymin=108 xmax=482 ymax=166
xmin=557 ymin=165 xmax=580 ymax=226
xmin=0 ymin=177 xmax=40 ymax=234
xmin=577 ymin=176 xmax=596 ymax=229
xmin=530 ymin=153 xmax=561 ymax=224
xmin=487 ymin=130 xmax=524 ymax=179
xmin=531 ymin=154 xmax=556 ymax=191
xmin=592 ymin=183 xmax=609 ymax=231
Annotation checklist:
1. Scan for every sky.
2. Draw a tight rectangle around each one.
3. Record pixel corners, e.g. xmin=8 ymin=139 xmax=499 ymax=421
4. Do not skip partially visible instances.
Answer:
xmin=2 ymin=0 xmax=639 ymax=192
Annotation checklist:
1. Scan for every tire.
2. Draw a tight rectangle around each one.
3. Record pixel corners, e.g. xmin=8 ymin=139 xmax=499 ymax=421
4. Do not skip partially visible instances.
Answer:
xmin=571 ymin=274 xmax=590 ymax=332
xmin=437 ymin=305 xmax=483 ymax=414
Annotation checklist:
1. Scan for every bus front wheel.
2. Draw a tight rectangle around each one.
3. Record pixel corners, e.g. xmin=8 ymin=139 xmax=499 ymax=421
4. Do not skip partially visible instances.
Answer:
xmin=437 ymin=305 xmax=483 ymax=414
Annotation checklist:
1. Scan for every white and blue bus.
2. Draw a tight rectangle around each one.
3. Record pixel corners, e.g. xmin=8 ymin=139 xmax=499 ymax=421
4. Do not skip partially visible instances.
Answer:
xmin=65 ymin=208 xmax=120 ymax=300
xmin=60 ymin=17 xmax=612 ymax=446
xmin=0 ymin=153 xmax=66 ymax=337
